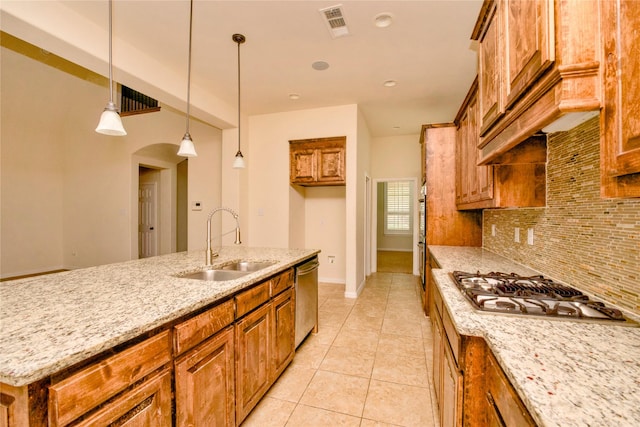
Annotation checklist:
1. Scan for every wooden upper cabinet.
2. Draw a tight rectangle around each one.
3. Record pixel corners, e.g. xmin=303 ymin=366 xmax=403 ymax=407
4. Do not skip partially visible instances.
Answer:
xmin=456 ymin=79 xmax=545 ymax=210
xmin=472 ymin=0 xmax=600 ymax=165
xmin=502 ymin=0 xmax=554 ymax=109
xmin=601 ymin=0 xmax=640 ymax=197
xmin=290 ymin=137 xmax=346 ymax=186
xmin=478 ymin=1 xmax=504 ymax=134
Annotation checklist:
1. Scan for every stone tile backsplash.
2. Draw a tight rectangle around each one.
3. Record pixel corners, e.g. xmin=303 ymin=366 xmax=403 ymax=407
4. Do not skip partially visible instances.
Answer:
xmin=483 ymin=116 xmax=640 ymax=315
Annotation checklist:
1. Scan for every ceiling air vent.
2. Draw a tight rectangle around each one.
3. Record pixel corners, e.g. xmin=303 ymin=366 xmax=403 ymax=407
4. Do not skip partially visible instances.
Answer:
xmin=319 ymin=4 xmax=350 ymax=38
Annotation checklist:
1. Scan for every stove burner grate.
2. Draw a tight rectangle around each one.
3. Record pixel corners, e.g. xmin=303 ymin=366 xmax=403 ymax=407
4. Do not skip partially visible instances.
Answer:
xmin=451 ymin=270 xmax=627 ymax=322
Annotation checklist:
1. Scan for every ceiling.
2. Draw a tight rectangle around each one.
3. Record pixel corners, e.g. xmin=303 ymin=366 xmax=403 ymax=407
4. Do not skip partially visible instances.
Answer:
xmin=18 ymin=1 xmax=484 ymax=137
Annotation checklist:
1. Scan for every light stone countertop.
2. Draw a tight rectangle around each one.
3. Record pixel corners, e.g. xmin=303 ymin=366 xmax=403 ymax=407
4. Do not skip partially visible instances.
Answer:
xmin=427 ymin=245 xmax=640 ymax=427
xmin=0 ymin=246 xmax=319 ymax=387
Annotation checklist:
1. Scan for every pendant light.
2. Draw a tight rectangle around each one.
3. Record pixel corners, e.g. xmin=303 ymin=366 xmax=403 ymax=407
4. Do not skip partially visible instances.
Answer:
xmin=232 ymin=33 xmax=246 ymax=169
xmin=177 ymin=0 xmax=198 ymax=157
xmin=95 ymin=0 xmax=126 ymax=136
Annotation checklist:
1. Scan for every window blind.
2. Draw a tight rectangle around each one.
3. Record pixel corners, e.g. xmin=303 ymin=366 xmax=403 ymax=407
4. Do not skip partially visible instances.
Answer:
xmin=384 ymin=181 xmax=412 ymax=234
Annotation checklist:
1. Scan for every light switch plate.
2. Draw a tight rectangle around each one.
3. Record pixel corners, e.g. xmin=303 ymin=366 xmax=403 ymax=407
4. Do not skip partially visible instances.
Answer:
xmin=514 ymin=227 xmax=520 ymax=243
xmin=527 ymin=228 xmax=534 ymax=245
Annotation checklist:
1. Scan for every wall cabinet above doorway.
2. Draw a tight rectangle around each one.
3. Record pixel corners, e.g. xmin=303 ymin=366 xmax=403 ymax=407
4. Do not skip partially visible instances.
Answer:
xmin=290 ymin=136 xmax=346 ymax=186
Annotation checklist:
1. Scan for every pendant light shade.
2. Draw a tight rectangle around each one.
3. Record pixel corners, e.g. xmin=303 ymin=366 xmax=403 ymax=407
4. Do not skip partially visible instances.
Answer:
xmin=178 ymin=0 xmax=197 ymax=157
xmin=96 ymin=0 xmax=126 ymax=136
xmin=178 ymin=132 xmax=197 ymax=157
xmin=232 ymin=33 xmax=246 ymax=169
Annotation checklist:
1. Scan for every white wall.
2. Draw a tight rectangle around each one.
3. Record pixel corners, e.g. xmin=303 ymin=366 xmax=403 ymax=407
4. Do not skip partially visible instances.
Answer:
xmin=246 ymin=105 xmax=360 ymax=287
xmin=1 ymin=39 xmax=222 ymax=277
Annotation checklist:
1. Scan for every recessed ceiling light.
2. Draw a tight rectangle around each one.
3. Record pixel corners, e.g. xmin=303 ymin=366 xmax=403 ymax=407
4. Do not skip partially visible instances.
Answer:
xmin=312 ymin=61 xmax=330 ymax=71
xmin=374 ymin=13 xmax=393 ymax=28
xmin=289 ymin=93 xmax=301 ymax=100
xmin=383 ymin=80 xmax=397 ymax=87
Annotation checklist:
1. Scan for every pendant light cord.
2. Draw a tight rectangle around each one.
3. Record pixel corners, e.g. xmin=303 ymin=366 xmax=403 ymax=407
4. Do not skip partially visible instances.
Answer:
xmin=185 ymin=0 xmax=193 ymax=134
xmin=237 ymin=37 xmax=241 ymax=150
xmin=108 ymin=0 xmax=114 ymax=105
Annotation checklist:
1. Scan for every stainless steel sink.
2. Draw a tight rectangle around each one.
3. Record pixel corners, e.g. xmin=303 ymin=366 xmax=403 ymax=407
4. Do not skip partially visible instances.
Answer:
xmin=175 ymin=260 xmax=276 ymax=282
xmin=177 ymin=269 xmax=249 ymax=281
xmin=220 ymin=260 xmax=276 ymax=272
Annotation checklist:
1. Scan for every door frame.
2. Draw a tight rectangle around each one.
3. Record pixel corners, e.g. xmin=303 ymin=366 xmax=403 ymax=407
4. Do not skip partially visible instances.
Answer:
xmin=370 ymin=177 xmax=420 ymax=275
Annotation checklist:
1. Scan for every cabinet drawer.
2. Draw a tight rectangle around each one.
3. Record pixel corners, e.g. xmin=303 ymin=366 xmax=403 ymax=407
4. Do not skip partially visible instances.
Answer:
xmin=74 ymin=367 xmax=172 ymax=427
xmin=49 ymin=330 xmax=172 ymax=426
xmin=270 ymin=269 xmax=293 ymax=297
xmin=442 ymin=306 xmax=460 ymax=366
xmin=236 ymin=282 xmax=270 ymax=319
xmin=485 ymin=352 xmax=535 ymax=427
xmin=432 ymin=281 xmax=443 ymax=318
xmin=174 ymin=299 xmax=235 ymax=355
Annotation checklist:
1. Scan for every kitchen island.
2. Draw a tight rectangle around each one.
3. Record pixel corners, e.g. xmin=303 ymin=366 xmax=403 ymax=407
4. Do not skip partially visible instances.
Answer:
xmin=0 ymin=246 xmax=318 ymax=425
xmin=428 ymin=245 xmax=640 ymax=427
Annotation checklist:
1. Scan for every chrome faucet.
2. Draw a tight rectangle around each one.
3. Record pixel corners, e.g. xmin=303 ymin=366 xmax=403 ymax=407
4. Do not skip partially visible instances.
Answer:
xmin=206 ymin=207 xmax=241 ymax=266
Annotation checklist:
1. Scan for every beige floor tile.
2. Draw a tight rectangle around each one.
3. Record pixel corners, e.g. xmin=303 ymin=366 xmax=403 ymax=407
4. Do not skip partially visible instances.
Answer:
xmin=319 ymin=309 xmax=351 ymax=327
xmin=332 ymin=327 xmax=380 ymax=352
xmin=292 ymin=340 xmax=329 ymax=369
xmin=344 ymin=312 xmax=384 ymax=332
xmin=381 ymin=316 xmax=423 ymax=338
xmin=360 ymin=419 xmax=404 ymax=427
xmin=363 ymin=380 xmax=435 ymax=427
xmin=319 ymin=345 xmax=375 ymax=378
xmin=299 ymin=370 xmax=370 ymax=417
xmin=241 ymin=397 xmax=296 ymax=427
xmin=377 ymin=333 xmax=425 ymax=359
xmin=285 ymin=404 xmax=361 ymax=426
xmin=267 ymin=364 xmax=317 ymax=402
xmin=372 ymin=352 xmax=429 ymax=387
xmin=307 ymin=324 xmax=340 ymax=346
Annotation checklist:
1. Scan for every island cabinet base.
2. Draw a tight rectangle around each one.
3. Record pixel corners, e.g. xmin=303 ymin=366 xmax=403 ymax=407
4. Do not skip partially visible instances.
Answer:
xmin=1 ymin=381 xmax=48 ymax=427
xmin=0 ymin=267 xmax=298 ymax=427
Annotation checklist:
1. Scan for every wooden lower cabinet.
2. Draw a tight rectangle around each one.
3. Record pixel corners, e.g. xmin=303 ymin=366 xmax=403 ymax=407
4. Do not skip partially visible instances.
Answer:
xmin=235 ymin=303 xmax=272 ymax=424
xmin=175 ymin=326 xmax=235 ymax=427
xmin=271 ymin=288 xmax=295 ymax=381
xmin=430 ymin=279 xmax=536 ymax=427
xmin=485 ymin=351 xmax=535 ymax=427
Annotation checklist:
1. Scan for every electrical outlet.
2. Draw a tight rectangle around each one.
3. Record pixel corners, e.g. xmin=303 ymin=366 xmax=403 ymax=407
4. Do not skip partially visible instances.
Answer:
xmin=491 ymin=224 xmax=496 ymax=236
xmin=328 ymin=255 xmax=335 ymax=264
xmin=514 ymin=227 xmax=520 ymax=243
xmin=527 ymin=228 xmax=534 ymax=245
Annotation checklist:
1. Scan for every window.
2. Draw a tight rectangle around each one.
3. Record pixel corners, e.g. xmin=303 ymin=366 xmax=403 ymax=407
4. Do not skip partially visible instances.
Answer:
xmin=384 ymin=181 xmax=413 ymax=235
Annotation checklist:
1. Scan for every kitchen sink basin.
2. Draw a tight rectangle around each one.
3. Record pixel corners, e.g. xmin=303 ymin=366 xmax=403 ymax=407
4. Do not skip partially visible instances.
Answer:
xmin=220 ymin=260 xmax=277 ymax=272
xmin=175 ymin=260 xmax=276 ymax=282
xmin=176 ymin=269 xmax=250 ymax=281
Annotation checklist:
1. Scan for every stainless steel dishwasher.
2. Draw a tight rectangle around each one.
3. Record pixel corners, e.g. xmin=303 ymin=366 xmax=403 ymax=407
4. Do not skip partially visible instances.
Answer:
xmin=295 ymin=256 xmax=319 ymax=348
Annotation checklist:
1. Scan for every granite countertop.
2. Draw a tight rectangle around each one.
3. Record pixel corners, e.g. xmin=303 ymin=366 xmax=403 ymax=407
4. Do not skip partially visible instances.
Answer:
xmin=427 ymin=245 xmax=640 ymax=427
xmin=0 ymin=246 xmax=319 ymax=387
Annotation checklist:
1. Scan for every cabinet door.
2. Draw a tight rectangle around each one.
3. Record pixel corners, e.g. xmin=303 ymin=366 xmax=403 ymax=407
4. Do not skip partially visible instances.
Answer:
xmin=431 ymin=309 xmax=444 ymax=411
xmin=503 ymin=0 xmax=554 ymax=108
xmin=75 ymin=368 xmax=172 ymax=427
xmin=317 ymin=146 xmax=345 ymax=183
xmin=290 ymin=148 xmax=317 ymax=184
xmin=235 ymin=303 xmax=272 ymax=424
xmin=601 ymin=0 xmax=640 ymax=197
xmin=441 ymin=342 xmax=462 ymax=427
xmin=469 ymin=95 xmax=494 ymax=202
xmin=175 ymin=327 xmax=235 ymax=427
xmin=478 ymin=1 xmax=503 ymax=134
xmin=271 ymin=288 xmax=295 ymax=381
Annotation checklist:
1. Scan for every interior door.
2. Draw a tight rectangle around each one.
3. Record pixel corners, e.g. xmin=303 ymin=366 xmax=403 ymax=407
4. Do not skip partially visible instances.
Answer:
xmin=139 ymin=182 xmax=157 ymax=258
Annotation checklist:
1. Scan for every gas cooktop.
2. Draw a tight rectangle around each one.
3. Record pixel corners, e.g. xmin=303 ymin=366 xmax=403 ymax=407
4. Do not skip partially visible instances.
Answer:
xmin=451 ymin=271 xmax=633 ymax=323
